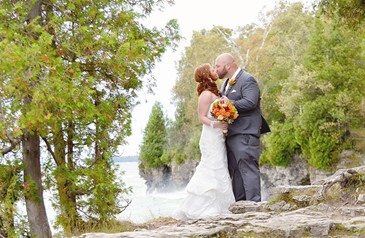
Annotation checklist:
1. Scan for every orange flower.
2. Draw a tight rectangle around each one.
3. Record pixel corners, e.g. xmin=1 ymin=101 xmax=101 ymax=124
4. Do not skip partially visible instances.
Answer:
xmin=211 ymin=99 xmax=239 ymax=124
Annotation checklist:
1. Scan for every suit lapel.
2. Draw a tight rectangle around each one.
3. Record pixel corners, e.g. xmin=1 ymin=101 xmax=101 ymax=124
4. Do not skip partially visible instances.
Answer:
xmin=235 ymin=69 xmax=243 ymax=79
xmin=226 ymin=69 xmax=244 ymax=95
xmin=227 ymin=83 xmax=234 ymax=94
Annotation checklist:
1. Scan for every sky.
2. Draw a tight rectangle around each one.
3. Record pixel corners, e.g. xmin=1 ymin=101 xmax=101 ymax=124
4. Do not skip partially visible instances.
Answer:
xmin=118 ymin=0 xmax=313 ymax=156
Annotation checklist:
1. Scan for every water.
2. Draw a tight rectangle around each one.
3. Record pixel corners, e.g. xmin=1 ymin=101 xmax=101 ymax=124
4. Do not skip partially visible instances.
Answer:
xmin=116 ymin=161 xmax=185 ymax=223
xmin=15 ymin=161 xmax=185 ymax=235
xmin=41 ymin=161 xmax=185 ymax=230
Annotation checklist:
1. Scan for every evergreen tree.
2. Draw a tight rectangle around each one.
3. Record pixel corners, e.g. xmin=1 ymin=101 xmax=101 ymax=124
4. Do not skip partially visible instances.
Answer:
xmin=294 ymin=16 xmax=365 ymax=169
xmin=262 ymin=3 xmax=365 ymax=170
xmin=139 ymin=102 xmax=168 ymax=168
xmin=0 ymin=0 xmax=179 ymax=236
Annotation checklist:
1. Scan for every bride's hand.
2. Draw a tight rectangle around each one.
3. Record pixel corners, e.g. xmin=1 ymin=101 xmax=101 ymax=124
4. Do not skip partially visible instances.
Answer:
xmin=215 ymin=121 xmax=228 ymax=130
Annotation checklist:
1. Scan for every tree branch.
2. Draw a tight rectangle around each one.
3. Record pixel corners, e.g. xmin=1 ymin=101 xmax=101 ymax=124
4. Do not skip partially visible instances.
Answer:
xmin=41 ymin=136 xmax=59 ymax=166
xmin=213 ymin=26 xmax=245 ymax=68
xmin=0 ymin=102 xmax=20 ymax=156
xmin=256 ymin=22 xmax=272 ymax=63
xmin=1 ymin=142 xmax=19 ymax=156
xmin=26 ymin=0 xmax=43 ymax=23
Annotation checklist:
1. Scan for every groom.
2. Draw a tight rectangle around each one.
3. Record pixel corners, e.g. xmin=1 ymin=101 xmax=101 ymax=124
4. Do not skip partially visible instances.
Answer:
xmin=215 ymin=53 xmax=270 ymax=202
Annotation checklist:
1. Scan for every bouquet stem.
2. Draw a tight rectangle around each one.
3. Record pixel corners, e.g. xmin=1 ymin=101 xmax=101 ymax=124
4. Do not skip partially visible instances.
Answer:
xmin=223 ymin=129 xmax=228 ymax=136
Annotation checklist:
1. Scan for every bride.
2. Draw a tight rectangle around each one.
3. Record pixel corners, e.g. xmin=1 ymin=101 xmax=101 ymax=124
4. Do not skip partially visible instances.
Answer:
xmin=174 ymin=63 xmax=235 ymax=219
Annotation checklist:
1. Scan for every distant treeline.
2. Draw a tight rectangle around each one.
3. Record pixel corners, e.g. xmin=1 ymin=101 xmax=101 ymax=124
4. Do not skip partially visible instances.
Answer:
xmin=113 ymin=155 xmax=139 ymax=163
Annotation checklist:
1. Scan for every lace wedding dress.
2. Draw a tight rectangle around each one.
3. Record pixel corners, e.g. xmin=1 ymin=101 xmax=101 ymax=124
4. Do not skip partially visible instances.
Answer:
xmin=174 ymin=104 xmax=235 ymax=219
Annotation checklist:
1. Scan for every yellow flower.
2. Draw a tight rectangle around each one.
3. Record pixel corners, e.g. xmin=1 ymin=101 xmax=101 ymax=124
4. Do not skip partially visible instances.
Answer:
xmin=229 ymin=78 xmax=236 ymax=86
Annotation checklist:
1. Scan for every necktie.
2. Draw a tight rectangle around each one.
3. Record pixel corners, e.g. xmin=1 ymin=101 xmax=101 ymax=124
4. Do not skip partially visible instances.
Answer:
xmin=225 ymin=78 xmax=234 ymax=94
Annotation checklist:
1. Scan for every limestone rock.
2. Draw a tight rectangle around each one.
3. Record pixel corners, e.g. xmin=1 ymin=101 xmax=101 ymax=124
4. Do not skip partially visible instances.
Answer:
xmin=76 ymin=167 xmax=365 ymax=237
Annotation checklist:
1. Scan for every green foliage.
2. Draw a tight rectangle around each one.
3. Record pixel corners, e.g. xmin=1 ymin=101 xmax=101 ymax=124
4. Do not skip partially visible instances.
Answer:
xmin=0 ymin=160 xmax=27 ymax=237
xmin=169 ymin=1 xmax=365 ymax=172
xmin=159 ymin=150 xmax=173 ymax=166
xmin=166 ymin=148 xmax=187 ymax=165
xmin=139 ymin=102 xmax=168 ymax=169
xmin=294 ymin=96 xmax=345 ymax=170
xmin=251 ymin=2 xmax=314 ymax=123
xmin=295 ymin=16 xmax=365 ymax=169
xmin=166 ymin=28 xmax=231 ymax=164
xmin=165 ymin=122 xmax=202 ymax=165
xmin=318 ymin=0 xmax=365 ymax=28
xmin=173 ymin=28 xmax=232 ymax=126
xmin=264 ymin=6 xmax=365 ymax=171
xmin=85 ymin=162 xmax=130 ymax=224
xmin=71 ymin=219 xmax=135 ymax=236
xmin=261 ymin=121 xmax=299 ymax=166
xmin=186 ymin=130 xmax=201 ymax=160
xmin=168 ymin=14 xmax=324 ymax=168
xmin=0 ymin=0 xmax=180 ymax=235
xmin=307 ymin=128 xmax=338 ymax=170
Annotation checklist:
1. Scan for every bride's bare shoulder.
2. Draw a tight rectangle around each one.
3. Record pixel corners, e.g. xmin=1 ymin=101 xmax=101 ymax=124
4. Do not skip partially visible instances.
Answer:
xmin=200 ymin=90 xmax=218 ymax=98
xmin=199 ymin=91 xmax=218 ymax=106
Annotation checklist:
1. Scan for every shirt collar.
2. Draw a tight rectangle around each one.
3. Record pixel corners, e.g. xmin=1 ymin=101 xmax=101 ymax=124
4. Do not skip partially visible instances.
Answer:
xmin=231 ymin=68 xmax=240 ymax=79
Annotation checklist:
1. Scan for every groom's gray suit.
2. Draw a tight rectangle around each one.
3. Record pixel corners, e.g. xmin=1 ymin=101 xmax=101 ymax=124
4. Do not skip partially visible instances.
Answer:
xmin=221 ymin=69 xmax=269 ymax=202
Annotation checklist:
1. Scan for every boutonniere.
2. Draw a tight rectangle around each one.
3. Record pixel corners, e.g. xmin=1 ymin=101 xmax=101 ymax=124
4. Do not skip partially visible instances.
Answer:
xmin=229 ymin=78 xmax=236 ymax=86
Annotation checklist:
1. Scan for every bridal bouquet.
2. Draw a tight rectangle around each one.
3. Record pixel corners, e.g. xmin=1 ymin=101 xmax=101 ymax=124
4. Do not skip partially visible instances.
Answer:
xmin=211 ymin=99 xmax=239 ymax=135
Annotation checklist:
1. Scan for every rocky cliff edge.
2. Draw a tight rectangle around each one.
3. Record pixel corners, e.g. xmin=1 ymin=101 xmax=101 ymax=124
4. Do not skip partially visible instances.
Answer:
xmin=77 ymin=166 xmax=365 ymax=238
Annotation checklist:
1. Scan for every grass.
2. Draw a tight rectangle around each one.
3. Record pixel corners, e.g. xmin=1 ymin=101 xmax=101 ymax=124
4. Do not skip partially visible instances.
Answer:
xmin=53 ymin=217 xmax=179 ymax=237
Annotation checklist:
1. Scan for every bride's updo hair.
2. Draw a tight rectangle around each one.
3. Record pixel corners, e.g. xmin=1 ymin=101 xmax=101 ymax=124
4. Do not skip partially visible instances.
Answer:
xmin=194 ymin=63 xmax=221 ymax=97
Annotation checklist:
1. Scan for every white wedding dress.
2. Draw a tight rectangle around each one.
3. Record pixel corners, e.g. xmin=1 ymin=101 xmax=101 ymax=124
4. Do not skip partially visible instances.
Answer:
xmin=174 ymin=104 xmax=235 ymax=219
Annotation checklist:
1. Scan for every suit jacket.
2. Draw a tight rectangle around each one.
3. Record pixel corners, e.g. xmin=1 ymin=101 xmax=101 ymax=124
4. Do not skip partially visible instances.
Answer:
xmin=221 ymin=69 xmax=270 ymax=137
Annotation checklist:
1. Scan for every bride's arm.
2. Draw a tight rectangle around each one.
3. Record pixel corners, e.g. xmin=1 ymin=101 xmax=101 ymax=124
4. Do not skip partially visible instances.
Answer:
xmin=198 ymin=91 xmax=227 ymax=130
xmin=198 ymin=91 xmax=212 ymax=127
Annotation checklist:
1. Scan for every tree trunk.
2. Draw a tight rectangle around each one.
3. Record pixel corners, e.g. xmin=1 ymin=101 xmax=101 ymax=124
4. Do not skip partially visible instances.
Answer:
xmin=22 ymin=1 xmax=52 ymax=235
xmin=53 ymin=124 xmax=81 ymax=235
xmin=55 ymin=165 xmax=80 ymax=234
xmin=22 ymin=132 xmax=52 ymax=237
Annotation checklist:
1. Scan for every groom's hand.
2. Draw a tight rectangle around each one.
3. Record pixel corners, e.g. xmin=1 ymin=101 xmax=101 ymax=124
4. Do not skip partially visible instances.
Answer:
xmin=220 ymin=96 xmax=228 ymax=103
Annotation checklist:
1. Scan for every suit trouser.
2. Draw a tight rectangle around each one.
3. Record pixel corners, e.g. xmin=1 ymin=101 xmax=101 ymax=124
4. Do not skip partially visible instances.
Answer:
xmin=226 ymin=134 xmax=261 ymax=202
